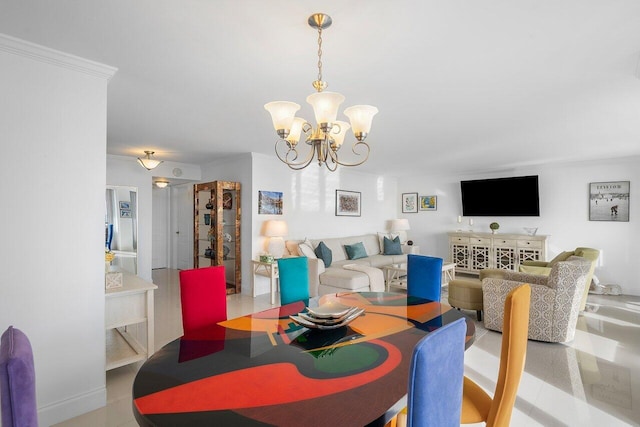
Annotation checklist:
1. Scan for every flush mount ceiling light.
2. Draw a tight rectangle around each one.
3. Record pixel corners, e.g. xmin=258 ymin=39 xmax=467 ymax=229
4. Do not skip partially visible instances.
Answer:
xmin=265 ymin=13 xmax=378 ymax=171
xmin=155 ymin=179 xmax=169 ymax=188
xmin=137 ymin=151 xmax=163 ymax=170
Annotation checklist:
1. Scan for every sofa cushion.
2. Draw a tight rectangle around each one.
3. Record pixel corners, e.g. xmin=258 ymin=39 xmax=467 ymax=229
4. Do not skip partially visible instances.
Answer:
xmin=298 ymin=239 xmax=317 ymax=259
xmin=314 ymin=241 xmax=332 ymax=267
xmin=383 ymin=236 xmax=403 ymax=255
xmin=345 ymin=242 xmax=367 ymax=260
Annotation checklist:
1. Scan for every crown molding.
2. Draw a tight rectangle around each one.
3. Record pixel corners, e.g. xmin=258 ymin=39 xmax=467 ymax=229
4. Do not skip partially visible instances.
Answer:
xmin=0 ymin=33 xmax=117 ymax=81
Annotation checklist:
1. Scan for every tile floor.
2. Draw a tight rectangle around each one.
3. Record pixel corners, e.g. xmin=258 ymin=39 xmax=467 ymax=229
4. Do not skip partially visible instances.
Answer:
xmin=54 ymin=269 xmax=640 ymax=426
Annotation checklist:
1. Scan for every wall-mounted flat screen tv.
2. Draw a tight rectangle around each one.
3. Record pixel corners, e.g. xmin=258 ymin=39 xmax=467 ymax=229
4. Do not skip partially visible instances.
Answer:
xmin=461 ymin=175 xmax=540 ymax=216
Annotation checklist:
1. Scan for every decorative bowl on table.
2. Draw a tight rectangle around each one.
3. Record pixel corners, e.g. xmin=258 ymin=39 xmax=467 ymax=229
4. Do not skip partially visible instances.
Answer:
xmin=523 ymin=227 xmax=538 ymax=236
xmin=290 ymin=301 xmax=364 ymax=330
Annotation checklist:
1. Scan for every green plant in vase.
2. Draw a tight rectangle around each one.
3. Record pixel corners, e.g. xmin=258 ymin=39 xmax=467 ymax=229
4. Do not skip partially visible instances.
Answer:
xmin=490 ymin=222 xmax=500 ymax=234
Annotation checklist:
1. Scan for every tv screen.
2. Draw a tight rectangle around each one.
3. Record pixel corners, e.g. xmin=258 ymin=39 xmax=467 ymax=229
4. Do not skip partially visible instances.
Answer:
xmin=461 ymin=175 xmax=540 ymax=216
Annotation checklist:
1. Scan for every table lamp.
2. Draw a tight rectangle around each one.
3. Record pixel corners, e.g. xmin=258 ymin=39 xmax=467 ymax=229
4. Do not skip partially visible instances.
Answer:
xmin=263 ymin=220 xmax=288 ymax=258
xmin=390 ymin=218 xmax=410 ymax=244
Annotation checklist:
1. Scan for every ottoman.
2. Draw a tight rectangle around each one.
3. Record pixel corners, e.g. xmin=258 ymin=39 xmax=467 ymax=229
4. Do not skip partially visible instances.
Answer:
xmin=448 ymin=278 xmax=483 ymax=321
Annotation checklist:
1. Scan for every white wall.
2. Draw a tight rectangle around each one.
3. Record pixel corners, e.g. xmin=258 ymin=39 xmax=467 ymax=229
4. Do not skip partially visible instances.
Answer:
xmin=398 ymin=156 xmax=640 ymax=295
xmin=0 ymin=35 xmax=116 ymax=425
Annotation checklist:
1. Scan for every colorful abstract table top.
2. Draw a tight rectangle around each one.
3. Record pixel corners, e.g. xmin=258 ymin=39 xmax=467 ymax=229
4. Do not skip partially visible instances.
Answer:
xmin=133 ymin=292 xmax=475 ymax=427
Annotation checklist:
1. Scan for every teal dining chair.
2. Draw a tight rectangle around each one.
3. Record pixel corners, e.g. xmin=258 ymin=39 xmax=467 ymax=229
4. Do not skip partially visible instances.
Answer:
xmin=407 ymin=254 xmax=443 ymax=302
xmin=277 ymin=257 xmax=310 ymax=305
xmin=395 ymin=317 xmax=466 ymax=427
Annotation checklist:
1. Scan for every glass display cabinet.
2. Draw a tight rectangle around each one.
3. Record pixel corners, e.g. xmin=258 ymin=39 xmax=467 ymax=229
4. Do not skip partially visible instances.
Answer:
xmin=193 ymin=181 xmax=241 ymax=294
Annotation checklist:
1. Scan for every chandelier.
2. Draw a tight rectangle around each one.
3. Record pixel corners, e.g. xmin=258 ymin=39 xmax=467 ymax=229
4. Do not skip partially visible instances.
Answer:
xmin=264 ymin=13 xmax=378 ymax=171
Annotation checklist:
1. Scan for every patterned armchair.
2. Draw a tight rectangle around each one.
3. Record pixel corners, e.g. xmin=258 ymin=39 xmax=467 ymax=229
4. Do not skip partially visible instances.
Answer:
xmin=482 ymin=257 xmax=592 ymax=343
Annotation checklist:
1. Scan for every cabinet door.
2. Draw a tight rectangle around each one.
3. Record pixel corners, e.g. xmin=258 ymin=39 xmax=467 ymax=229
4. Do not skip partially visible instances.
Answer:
xmin=450 ymin=242 xmax=470 ymax=271
xmin=469 ymin=237 xmax=491 ymax=271
xmin=493 ymin=239 xmax=517 ymax=270
xmin=517 ymin=239 xmax=543 ymax=266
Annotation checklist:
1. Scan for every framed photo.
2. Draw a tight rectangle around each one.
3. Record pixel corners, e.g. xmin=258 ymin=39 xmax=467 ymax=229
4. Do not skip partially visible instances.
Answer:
xmin=336 ymin=190 xmax=361 ymax=217
xmin=589 ymin=181 xmax=630 ymax=222
xmin=120 ymin=209 xmax=132 ymax=218
xmin=419 ymin=195 xmax=437 ymax=211
xmin=402 ymin=193 xmax=418 ymax=213
xmin=119 ymin=201 xmax=130 ymax=210
xmin=258 ymin=191 xmax=283 ymax=215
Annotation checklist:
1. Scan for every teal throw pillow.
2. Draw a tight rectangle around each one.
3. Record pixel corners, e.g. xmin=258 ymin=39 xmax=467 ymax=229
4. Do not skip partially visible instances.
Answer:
xmin=345 ymin=242 xmax=367 ymax=260
xmin=383 ymin=236 xmax=403 ymax=255
xmin=314 ymin=241 xmax=332 ymax=267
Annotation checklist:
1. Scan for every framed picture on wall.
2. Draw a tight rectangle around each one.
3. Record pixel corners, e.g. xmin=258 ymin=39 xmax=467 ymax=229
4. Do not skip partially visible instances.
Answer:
xmin=419 ymin=195 xmax=437 ymax=211
xmin=258 ymin=191 xmax=283 ymax=215
xmin=119 ymin=201 xmax=130 ymax=210
xmin=336 ymin=190 xmax=361 ymax=216
xmin=589 ymin=181 xmax=630 ymax=222
xmin=402 ymin=193 xmax=418 ymax=213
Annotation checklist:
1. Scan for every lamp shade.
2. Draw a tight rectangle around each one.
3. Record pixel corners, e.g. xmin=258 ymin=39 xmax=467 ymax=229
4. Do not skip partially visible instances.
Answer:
xmin=391 ymin=218 xmax=410 ymax=232
xmin=137 ymin=151 xmax=163 ymax=171
xmin=344 ymin=105 xmax=379 ymax=134
xmin=286 ymin=117 xmax=306 ymax=145
xmin=264 ymin=101 xmax=301 ymax=131
xmin=263 ymin=220 xmax=288 ymax=237
xmin=306 ymin=91 xmax=345 ymax=124
xmin=331 ymin=121 xmax=351 ymax=147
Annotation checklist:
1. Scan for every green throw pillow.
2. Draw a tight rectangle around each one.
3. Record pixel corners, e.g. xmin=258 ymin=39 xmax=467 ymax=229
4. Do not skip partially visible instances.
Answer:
xmin=345 ymin=242 xmax=367 ymax=260
xmin=314 ymin=241 xmax=332 ymax=267
xmin=383 ymin=236 xmax=403 ymax=255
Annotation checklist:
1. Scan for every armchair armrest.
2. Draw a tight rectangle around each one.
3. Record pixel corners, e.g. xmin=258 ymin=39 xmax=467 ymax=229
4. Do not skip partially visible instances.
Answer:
xmin=518 ymin=265 xmax=552 ymax=276
xmin=521 ymin=260 xmax=550 ymax=267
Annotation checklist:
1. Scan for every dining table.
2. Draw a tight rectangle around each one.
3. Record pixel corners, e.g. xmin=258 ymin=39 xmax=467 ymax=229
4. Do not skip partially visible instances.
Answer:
xmin=132 ymin=291 xmax=475 ymax=427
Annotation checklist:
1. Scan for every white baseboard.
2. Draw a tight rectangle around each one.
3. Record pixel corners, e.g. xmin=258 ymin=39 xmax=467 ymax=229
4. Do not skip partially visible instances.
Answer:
xmin=37 ymin=386 xmax=106 ymax=427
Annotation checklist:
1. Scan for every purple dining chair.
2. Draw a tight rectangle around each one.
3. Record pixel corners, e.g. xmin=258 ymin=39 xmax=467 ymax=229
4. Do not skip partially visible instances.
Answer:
xmin=0 ymin=326 xmax=38 ymax=427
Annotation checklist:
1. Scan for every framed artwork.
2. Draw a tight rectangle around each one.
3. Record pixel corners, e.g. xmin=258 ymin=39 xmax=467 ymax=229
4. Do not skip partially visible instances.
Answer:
xmin=336 ymin=190 xmax=361 ymax=217
xmin=402 ymin=193 xmax=418 ymax=213
xmin=119 ymin=201 xmax=130 ymax=210
xmin=589 ymin=181 xmax=630 ymax=222
xmin=419 ymin=195 xmax=437 ymax=211
xmin=120 ymin=209 xmax=132 ymax=218
xmin=258 ymin=191 xmax=283 ymax=215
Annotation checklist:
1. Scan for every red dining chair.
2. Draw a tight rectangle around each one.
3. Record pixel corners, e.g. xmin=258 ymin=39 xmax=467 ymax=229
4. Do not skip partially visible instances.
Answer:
xmin=179 ymin=266 xmax=227 ymax=340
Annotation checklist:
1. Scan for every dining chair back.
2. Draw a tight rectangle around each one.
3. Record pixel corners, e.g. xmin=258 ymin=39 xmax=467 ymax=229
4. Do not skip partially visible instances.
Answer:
xmin=277 ymin=257 xmax=310 ymax=305
xmin=1 ymin=326 xmax=38 ymax=427
xmin=179 ymin=266 xmax=227 ymax=338
xmin=407 ymin=254 xmax=443 ymax=302
xmin=406 ymin=317 xmax=466 ymax=427
xmin=461 ymin=284 xmax=531 ymax=426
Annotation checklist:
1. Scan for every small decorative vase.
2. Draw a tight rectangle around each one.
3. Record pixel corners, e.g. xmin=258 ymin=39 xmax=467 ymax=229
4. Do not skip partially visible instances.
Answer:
xmin=204 ymin=213 xmax=211 ymax=225
xmin=206 ymin=200 xmax=213 ymax=210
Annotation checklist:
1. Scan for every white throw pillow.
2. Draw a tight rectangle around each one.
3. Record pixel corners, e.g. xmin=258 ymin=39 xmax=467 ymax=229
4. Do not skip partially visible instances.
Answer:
xmin=298 ymin=238 xmax=317 ymax=259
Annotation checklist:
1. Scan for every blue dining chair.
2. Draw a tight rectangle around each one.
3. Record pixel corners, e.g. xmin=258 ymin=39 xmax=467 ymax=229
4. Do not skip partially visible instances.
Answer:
xmin=277 ymin=257 xmax=310 ymax=305
xmin=407 ymin=254 xmax=443 ymax=302
xmin=403 ymin=317 xmax=466 ymax=427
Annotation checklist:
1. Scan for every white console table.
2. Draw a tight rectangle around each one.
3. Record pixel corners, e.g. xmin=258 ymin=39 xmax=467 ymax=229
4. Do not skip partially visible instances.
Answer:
xmin=448 ymin=231 xmax=547 ymax=275
xmin=105 ymin=273 xmax=157 ymax=370
xmin=251 ymin=260 xmax=279 ymax=305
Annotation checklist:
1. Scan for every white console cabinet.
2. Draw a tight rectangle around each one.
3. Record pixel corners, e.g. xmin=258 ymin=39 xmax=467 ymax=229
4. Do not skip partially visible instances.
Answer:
xmin=448 ymin=231 xmax=547 ymax=275
xmin=105 ymin=273 xmax=157 ymax=370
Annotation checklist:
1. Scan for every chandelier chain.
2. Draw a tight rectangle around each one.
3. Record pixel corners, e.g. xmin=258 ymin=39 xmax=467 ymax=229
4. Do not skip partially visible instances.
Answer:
xmin=316 ymin=27 xmax=323 ymax=84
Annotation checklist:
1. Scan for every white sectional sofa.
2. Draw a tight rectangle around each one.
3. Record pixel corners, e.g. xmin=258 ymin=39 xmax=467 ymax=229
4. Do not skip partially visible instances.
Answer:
xmin=285 ymin=233 xmax=412 ymax=296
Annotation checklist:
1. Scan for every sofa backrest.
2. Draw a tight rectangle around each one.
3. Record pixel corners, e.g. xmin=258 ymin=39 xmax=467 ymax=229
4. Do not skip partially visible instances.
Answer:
xmin=285 ymin=234 xmax=381 ymax=263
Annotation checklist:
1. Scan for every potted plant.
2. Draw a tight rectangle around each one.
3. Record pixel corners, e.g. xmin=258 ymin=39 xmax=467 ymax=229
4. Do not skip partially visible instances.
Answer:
xmin=490 ymin=222 xmax=500 ymax=234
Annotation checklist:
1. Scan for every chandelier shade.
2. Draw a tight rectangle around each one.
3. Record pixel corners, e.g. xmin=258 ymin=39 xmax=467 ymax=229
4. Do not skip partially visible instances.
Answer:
xmin=306 ymin=91 xmax=345 ymax=125
xmin=265 ymin=13 xmax=378 ymax=171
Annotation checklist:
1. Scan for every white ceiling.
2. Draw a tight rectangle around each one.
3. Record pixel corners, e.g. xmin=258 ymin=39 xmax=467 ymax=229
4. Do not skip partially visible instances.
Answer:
xmin=2 ymin=0 xmax=640 ymax=176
